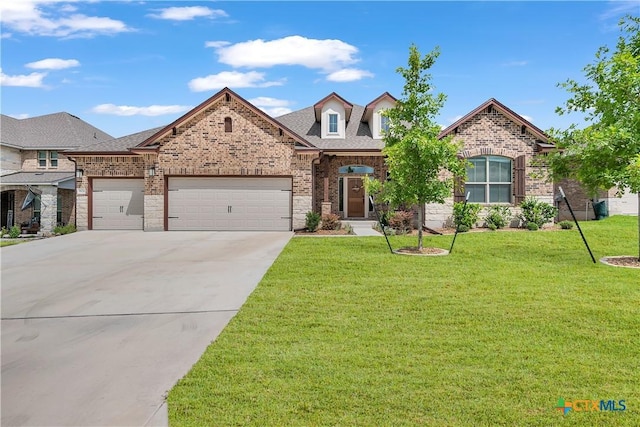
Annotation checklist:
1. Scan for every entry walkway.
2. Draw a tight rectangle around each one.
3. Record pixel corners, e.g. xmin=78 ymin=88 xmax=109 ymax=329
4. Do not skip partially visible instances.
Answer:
xmin=343 ymin=220 xmax=382 ymax=236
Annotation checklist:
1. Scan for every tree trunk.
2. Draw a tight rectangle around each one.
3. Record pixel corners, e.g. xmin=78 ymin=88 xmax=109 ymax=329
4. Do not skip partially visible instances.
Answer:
xmin=417 ymin=203 xmax=424 ymax=250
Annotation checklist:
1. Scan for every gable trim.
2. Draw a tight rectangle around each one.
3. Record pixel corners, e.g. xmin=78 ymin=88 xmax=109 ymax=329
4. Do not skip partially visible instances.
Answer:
xmin=313 ymin=92 xmax=354 ymax=122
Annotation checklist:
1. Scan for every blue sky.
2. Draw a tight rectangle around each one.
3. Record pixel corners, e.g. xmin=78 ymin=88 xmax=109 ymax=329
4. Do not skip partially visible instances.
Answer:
xmin=1 ymin=1 xmax=638 ymax=138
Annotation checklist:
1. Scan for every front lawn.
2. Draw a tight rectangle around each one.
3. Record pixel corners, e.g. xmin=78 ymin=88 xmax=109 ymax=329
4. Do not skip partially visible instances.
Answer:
xmin=169 ymin=216 xmax=639 ymax=426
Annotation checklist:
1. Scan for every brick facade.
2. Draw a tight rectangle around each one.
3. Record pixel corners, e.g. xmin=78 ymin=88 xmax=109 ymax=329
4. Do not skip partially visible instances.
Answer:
xmin=21 ymin=150 xmax=75 ymax=172
xmin=73 ymin=95 xmax=314 ymax=231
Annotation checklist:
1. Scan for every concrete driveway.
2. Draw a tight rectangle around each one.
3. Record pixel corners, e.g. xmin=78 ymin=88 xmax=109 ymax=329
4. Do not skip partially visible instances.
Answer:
xmin=1 ymin=230 xmax=292 ymax=426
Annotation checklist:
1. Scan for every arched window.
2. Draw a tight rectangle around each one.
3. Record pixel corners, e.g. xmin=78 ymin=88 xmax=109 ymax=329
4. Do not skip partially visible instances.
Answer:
xmin=338 ymin=165 xmax=374 ymax=174
xmin=466 ymin=156 xmax=512 ymax=203
xmin=224 ymin=117 xmax=232 ymax=133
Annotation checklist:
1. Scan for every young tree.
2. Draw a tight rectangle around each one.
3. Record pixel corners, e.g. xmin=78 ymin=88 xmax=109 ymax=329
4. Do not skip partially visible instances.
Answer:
xmin=371 ymin=45 xmax=466 ymax=250
xmin=547 ymin=16 xmax=640 ymax=260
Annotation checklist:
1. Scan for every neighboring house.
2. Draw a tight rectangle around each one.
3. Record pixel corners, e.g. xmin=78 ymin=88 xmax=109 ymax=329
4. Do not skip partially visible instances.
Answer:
xmin=0 ymin=113 xmax=113 ymax=233
xmin=64 ymin=88 xmax=568 ymax=232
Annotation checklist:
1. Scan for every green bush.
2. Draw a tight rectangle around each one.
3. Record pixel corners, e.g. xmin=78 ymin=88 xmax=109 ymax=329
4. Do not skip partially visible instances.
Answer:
xmin=9 ymin=225 xmax=21 ymax=238
xmin=485 ymin=206 xmax=512 ymax=229
xmin=558 ymin=220 xmax=574 ymax=230
xmin=456 ymin=224 xmax=470 ymax=233
xmin=388 ymin=210 xmax=414 ymax=234
xmin=487 ymin=223 xmax=497 ymax=231
xmin=453 ymin=202 xmax=481 ymax=230
xmin=54 ymin=224 xmax=77 ymax=235
xmin=305 ymin=211 xmax=321 ymax=232
xmin=517 ymin=197 xmax=557 ymax=229
xmin=0 ymin=227 xmax=7 ymax=237
xmin=321 ymin=214 xmax=341 ymax=230
xmin=527 ymin=222 xmax=539 ymax=231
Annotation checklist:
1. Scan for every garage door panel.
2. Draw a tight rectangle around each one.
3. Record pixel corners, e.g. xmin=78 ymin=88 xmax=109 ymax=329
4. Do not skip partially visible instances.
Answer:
xmin=168 ymin=177 xmax=291 ymax=231
xmin=93 ymin=179 xmax=144 ymax=230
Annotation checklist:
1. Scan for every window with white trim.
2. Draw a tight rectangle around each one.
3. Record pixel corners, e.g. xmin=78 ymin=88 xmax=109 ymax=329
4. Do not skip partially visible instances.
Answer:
xmin=38 ymin=151 xmax=47 ymax=168
xmin=466 ymin=156 xmax=512 ymax=203
xmin=50 ymin=151 xmax=58 ymax=168
xmin=381 ymin=115 xmax=390 ymax=133
xmin=328 ymin=113 xmax=338 ymax=133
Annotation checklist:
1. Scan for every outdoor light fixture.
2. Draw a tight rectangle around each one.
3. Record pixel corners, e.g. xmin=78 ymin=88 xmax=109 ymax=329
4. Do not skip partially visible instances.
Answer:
xmin=148 ymin=166 xmax=155 ymax=177
xmin=76 ymin=169 xmax=83 ymax=178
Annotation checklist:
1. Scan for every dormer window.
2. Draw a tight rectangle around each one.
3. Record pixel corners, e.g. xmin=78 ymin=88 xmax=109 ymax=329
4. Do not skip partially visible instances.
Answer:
xmin=328 ymin=114 xmax=338 ymax=134
xmin=381 ymin=116 xmax=390 ymax=133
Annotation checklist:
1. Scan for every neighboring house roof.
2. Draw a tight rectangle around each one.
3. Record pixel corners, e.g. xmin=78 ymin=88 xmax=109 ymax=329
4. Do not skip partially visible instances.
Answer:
xmin=439 ymin=98 xmax=551 ymax=144
xmin=277 ymin=103 xmax=385 ymax=151
xmin=0 ymin=113 xmax=113 ymax=149
xmin=0 ymin=171 xmax=75 ymax=185
xmin=362 ymin=92 xmax=397 ymax=122
xmin=68 ymin=127 xmax=165 ymax=155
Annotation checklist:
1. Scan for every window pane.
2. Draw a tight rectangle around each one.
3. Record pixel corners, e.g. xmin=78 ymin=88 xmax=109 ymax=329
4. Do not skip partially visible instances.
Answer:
xmin=338 ymin=177 xmax=344 ymax=211
xmin=338 ymin=165 xmax=374 ymax=174
xmin=50 ymin=151 xmax=58 ymax=167
xmin=466 ymin=158 xmax=486 ymax=182
xmin=329 ymin=114 xmax=338 ymax=133
xmin=489 ymin=184 xmax=511 ymax=203
xmin=381 ymin=116 xmax=389 ymax=133
xmin=38 ymin=151 xmax=47 ymax=167
xmin=466 ymin=184 xmax=486 ymax=203
xmin=489 ymin=157 xmax=511 ymax=182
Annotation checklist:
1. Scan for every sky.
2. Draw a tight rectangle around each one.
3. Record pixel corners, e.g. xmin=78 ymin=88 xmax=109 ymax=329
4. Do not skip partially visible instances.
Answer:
xmin=1 ymin=0 xmax=638 ymax=139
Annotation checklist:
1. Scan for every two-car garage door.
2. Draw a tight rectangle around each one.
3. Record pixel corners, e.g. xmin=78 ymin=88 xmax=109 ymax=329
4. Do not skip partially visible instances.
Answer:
xmin=91 ymin=177 xmax=292 ymax=231
xmin=167 ymin=177 xmax=292 ymax=231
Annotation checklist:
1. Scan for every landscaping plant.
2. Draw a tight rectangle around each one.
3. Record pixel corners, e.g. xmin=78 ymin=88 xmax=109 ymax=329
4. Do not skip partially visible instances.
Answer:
xmin=305 ymin=211 xmax=321 ymax=232
xmin=485 ymin=205 xmax=512 ymax=229
xmin=8 ymin=225 xmax=20 ymax=239
xmin=558 ymin=220 xmax=574 ymax=230
xmin=388 ymin=210 xmax=414 ymax=234
xmin=320 ymin=214 xmax=341 ymax=231
xmin=453 ymin=201 xmax=481 ymax=231
xmin=517 ymin=197 xmax=557 ymax=229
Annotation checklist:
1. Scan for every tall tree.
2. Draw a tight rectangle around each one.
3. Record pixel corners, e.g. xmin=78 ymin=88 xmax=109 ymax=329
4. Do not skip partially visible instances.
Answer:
xmin=372 ymin=45 xmax=465 ymax=250
xmin=547 ymin=16 xmax=640 ymax=260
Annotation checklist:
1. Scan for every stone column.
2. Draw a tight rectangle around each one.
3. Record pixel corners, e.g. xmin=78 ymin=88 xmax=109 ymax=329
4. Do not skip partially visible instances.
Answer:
xmin=39 ymin=186 xmax=58 ymax=234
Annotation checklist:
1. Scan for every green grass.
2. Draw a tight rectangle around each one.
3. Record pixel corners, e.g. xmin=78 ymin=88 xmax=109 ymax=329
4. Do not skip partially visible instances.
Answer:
xmin=0 ymin=239 xmax=28 ymax=247
xmin=169 ymin=216 xmax=639 ymax=426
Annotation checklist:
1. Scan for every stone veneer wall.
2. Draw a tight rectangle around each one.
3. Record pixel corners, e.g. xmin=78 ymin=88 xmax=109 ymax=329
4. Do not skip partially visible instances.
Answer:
xmin=314 ymin=155 xmax=387 ymax=219
xmin=74 ymin=156 xmax=144 ymax=230
xmin=59 ymin=188 xmax=76 ymax=226
xmin=21 ymin=150 xmax=75 ymax=171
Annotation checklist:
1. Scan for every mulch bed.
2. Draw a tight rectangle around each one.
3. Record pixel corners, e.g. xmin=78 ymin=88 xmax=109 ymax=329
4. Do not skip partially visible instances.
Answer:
xmin=601 ymin=256 xmax=640 ymax=269
xmin=295 ymin=229 xmax=352 ymax=236
xmin=394 ymin=246 xmax=449 ymax=256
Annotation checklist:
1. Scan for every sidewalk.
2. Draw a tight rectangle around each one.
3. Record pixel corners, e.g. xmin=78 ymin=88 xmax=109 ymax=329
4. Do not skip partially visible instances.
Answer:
xmin=343 ymin=221 xmax=382 ymax=236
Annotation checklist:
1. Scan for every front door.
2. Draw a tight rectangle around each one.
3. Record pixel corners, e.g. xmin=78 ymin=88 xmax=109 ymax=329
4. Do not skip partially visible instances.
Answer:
xmin=347 ymin=178 xmax=365 ymax=217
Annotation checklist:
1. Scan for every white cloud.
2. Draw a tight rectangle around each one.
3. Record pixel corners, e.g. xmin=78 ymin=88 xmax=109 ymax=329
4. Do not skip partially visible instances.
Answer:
xmin=248 ymin=97 xmax=293 ymax=117
xmin=0 ymin=0 xmax=132 ymax=38
xmin=26 ymin=58 xmax=80 ymax=70
xmin=521 ymin=115 xmax=534 ymax=123
xmin=91 ymin=104 xmax=192 ymax=117
xmin=326 ymin=68 xmax=374 ymax=82
xmin=188 ymin=71 xmax=284 ymax=92
xmin=0 ymin=68 xmax=47 ymax=87
xmin=208 ymin=35 xmax=361 ymax=71
xmin=599 ymin=1 xmax=639 ymax=20
xmin=205 ymin=41 xmax=231 ymax=48
xmin=449 ymin=115 xmax=463 ymax=123
xmin=148 ymin=6 xmax=228 ymax=21
xmin=9 ymin=113 xmax=31 ymax=119
xmin=501 ymin=60 xmax=528 ymax=67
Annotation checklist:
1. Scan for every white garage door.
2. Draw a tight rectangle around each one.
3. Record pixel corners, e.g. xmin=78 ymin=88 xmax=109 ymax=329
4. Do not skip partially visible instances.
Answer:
xmin=168 ymin=177 xmax=291 ymax=231
xmin=92 ymin=178 xmax=144 ymax=230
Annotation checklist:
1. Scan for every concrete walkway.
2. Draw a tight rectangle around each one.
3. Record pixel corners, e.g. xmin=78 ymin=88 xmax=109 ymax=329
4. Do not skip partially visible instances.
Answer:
xmin=343 ymin=220 xmax=382 ymax=236
xmin=1 ymin=230 xmax=292 ymax=426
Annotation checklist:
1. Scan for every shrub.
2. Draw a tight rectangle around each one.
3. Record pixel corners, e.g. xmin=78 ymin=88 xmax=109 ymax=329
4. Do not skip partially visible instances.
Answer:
xmin=558 ymin=220 xmax=574 ymax=230
xmin=321 ymin=213 xmax=341 ymax=230
xmin=388 ymin=210 xmax=414 ymax=234
xmin=456 ymin=224 xmax=470 ymax=233
xmin=0 ymin=227 xmax=7 ymax=237
xmin=487 ymin=223 xmax=497 ymax=231
xmin=305 ymin=211 xmax=321 ymax=232
xmin=343 ymin=223 xmax=353 ymax=234
xmin=453 ymin=202 xmax=481 ymax=230
xmin=54 ymin=224 xmax=77 ymax=235
xmin=527 ymin=222 xmax=539 ymax=231
xmin=485 ymin=206 xmax=512 ymax=229
xmin=517 ymin=197 xmax=557 ymax=229
xmin=9 ymin=225 xmax=21 ymax=238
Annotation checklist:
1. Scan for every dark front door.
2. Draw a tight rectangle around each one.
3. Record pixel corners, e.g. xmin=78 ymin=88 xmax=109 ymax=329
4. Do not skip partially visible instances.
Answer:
xmin=347 ymin=178 xmax=365 ymax=217
xmin=1 ymin=191 xmax=15 ymax=228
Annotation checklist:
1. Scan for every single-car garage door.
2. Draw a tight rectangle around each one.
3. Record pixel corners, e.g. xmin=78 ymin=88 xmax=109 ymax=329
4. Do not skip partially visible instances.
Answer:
xmin=168 ymin=177 xmax=291 ymax=231
xmin=92 ymin=178 xmax=144 ymax=230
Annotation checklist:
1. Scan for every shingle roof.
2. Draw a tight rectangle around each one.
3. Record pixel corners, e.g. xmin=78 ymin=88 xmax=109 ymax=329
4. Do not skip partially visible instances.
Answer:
xmin=277 ymin=104 xmax=384 ymax=151
xmin=0 ymin=171 xmax=75 ymax=185
xmin=0 ymin=113 xmax=113 ymax=149
xmin=69 ymin=126 xmax=164 ymax=153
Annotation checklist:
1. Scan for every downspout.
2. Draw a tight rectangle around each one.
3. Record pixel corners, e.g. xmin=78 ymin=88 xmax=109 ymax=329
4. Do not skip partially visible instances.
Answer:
xmin=311 ymin=152 xmax=323 ymax=217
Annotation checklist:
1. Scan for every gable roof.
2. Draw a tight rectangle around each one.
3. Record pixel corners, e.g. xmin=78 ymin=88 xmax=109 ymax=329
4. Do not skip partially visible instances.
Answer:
xmin=66 ymin=126 xmax=165 ymax=155
xmin=439 ymin=98 xmax=550 ymax=142
xmin=362 ymin=92 xmax=397 ymax=122
xmin=313 ymin=92 xmax=354 ymax=122
xmin=0 ymin=113 xmax=113 ymax=149
xmin=137 ymin=87 xmax=314 ymax=149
